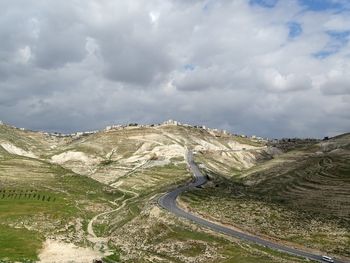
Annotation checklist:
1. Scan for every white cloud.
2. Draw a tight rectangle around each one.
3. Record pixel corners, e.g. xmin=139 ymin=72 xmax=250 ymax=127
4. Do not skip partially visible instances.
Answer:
xmin=0 ymin=0 xmax=349 ymax=137
xmin=16 ymin=46 xmax=32 ymax=64
xmin=324 ymin=15 xmax=350 ymax=31
xmin=85 ymin=37 xmax=97 ymax=54
xmin=149 ymin=11 xmax=160 ymax=24
xmin=321 ymin=66 xmax=350 ymax=95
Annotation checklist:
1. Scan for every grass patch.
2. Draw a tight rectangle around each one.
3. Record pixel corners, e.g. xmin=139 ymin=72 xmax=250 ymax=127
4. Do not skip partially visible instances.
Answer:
xmin=0 ymin=225 xmax=43 ymax=262
xmin=180 ymin=242 xmax=206 ymax=257
xmin=102 ymin=251 xmax=121 ymax=263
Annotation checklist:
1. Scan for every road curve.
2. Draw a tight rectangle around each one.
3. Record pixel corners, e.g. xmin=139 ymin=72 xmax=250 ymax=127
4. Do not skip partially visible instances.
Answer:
xmin=158 ymin=151 xmax=347 ymax=263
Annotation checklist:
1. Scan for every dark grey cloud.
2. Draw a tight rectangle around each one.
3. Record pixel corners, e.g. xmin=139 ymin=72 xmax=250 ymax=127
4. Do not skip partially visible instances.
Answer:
xmin=0 ymin=0 xmax=349 ymax=138
xmin=320 ymin=70 xmax=350 ymax=95
xmin=101 ymin=39 xmax=173 ymax=85
xmin=33 ymin=27 xmax=86 ymax=69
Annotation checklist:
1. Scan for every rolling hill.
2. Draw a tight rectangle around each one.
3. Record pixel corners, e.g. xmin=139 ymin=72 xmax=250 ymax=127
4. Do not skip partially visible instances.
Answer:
xmin=0 ymin=121 xmax=348 ymax=262
xmin=181 ymin=133 xmax=350 ymax=260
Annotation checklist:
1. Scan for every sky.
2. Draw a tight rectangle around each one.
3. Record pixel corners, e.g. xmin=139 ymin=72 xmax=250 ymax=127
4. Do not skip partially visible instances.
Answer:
xmin=0 ymin=0 xmax=350 ymax=138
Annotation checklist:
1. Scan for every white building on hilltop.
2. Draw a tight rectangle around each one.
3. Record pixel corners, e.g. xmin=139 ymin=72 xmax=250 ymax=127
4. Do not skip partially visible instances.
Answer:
xmin=163 ymin=119 xmax=180 ymax=126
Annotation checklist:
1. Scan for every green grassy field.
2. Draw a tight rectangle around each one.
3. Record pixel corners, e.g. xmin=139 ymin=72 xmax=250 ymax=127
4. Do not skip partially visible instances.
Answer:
xmin=0 ymin=225 xmax=43 ymax=262
xmin=0 ymin=154 xmax=123 ymax=261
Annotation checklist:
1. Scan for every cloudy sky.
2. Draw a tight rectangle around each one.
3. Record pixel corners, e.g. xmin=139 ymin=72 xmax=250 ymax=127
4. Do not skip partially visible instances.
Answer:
xmin=1 ymin=0 xmax=350 ymax=138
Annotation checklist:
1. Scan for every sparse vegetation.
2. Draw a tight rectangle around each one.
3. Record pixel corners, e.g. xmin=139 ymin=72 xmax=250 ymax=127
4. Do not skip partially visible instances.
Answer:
xmin=182 ymin=136 xmax=350 ymax=258
xmin=100 ymin=159 xmax=113 ymax=166
xmin=0 ymin=124 xmax=347 ymax=262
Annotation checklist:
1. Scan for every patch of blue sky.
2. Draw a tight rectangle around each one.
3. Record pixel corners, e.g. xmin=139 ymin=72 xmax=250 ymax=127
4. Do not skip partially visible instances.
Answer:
xmin=327 ymin=30 xmax=350 ymax=44
xmin=249 ymin=0 xmax=278 ymax=8
xmin=313 ymin=30 xmax=350 ymax=58
xmin=249 ymin=0 xmax=349 ymax=12
xmin=298 ymin=0 xmax=348 ymax=12
xmin=313 ymin=50 xmax=336 ymax=59
xmin=287 ymin=22 xmax=303 ymax=38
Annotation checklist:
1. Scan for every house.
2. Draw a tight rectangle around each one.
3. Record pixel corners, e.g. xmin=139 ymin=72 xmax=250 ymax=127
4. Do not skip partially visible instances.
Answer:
xmin=163 ymin=119 xmax=180 ymax=126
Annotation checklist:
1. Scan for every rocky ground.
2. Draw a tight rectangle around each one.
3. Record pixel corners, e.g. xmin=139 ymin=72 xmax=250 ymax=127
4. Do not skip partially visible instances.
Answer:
xmin=1 ymin=122 xmax=346 ymax=262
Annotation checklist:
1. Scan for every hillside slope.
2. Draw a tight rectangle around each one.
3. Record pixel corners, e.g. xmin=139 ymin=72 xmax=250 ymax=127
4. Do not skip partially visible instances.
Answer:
xmin=2 ymin=122 xmax=304 ymax=263
xmin=243 ymin=134 xmax=350 ymax=217
xmin=0 ymin=124 xmax=269 ymax=184
xmin=181 ymin=134 xmax=350 ymax=259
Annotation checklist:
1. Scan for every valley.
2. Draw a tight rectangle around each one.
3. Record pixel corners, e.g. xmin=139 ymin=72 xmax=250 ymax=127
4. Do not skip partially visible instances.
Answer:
xmin=0 ymin=122 xmax=349 ymax=262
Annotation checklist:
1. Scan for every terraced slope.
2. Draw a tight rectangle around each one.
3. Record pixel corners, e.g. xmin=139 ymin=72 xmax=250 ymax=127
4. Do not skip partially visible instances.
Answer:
xmin=243 ymin=134 xmax=350 ymax=218
xmin=181 ymin=134 xmax=350 ymax=259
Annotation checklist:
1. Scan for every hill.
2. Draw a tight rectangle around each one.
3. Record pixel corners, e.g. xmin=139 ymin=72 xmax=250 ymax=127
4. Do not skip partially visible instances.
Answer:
xmin=1 ymin=121 xmax=309 ymax=263
xmin=181 ymin=133 xmax=350 ymax=260
xmin=1 ymin=121 xmax=348 ymax=262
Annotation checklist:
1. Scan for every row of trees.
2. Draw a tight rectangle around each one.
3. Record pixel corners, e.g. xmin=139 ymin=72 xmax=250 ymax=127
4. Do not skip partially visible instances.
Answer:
xmin=0 ymin=192 xmax=56 ymax=202
xmin=0 ymin=189 xmax=38 ymax=193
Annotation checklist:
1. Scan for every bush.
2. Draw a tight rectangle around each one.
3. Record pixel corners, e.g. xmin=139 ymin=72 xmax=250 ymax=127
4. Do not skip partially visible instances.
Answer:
xmin=101 ymin=159 xmax=112 ymax=166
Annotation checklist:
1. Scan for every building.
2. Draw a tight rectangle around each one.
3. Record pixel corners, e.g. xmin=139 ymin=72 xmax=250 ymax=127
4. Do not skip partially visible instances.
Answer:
xmin=163 ymin=119 xmax=180 ymax=126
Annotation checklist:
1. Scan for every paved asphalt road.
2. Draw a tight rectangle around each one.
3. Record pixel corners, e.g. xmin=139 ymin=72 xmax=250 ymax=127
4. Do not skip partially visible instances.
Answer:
xmin=158 ymin=151 xmax=348 ymax=263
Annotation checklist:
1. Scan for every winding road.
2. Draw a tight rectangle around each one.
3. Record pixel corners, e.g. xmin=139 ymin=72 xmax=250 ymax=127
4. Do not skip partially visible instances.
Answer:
xmin=158 ymin=151 xmax=347 ymax=263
